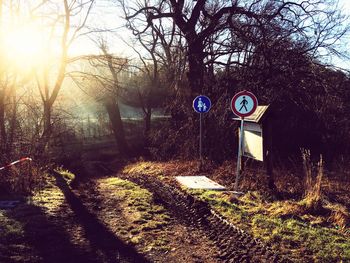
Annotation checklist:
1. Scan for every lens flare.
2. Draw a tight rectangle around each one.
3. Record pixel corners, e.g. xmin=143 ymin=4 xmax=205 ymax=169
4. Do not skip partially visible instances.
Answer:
xmin=1 ymin=23 xmax=46 ymax=71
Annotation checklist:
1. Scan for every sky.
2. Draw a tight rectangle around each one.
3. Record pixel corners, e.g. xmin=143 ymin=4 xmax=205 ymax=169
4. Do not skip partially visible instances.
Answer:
xmin=339 ymin=0 xmax=350 ymax=14
xmin=69 ymin=2 xmax=130 ymax=57
xmin=332 ymin=0 xmax=350 ymax=70
xmin=77 ymin=0 xmax=350 ymax=71
xmin=2 ymin=0 xmax=350 ymax=71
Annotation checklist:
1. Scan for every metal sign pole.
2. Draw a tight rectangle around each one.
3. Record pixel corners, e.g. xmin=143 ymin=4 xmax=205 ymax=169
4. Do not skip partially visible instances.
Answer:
xmin=234 ymin=117 xmax=244 ymax=191
xmin=193 ymin=95 xmax=211 ymax=170
xmin=199 ymin=112 xmax=203 ymax=167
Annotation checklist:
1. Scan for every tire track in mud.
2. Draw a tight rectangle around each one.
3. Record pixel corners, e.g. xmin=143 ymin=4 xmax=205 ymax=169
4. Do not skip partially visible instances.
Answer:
xmin=52 ymin=171 xmax=151 ymax=263
xmin=123 ymin=174 xmax=292 ymax=263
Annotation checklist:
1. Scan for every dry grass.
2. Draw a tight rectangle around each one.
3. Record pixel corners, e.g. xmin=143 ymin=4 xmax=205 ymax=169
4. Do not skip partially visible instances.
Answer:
xmin=122 ymin=160 xmax=203 ymax=179
xmin=122 ymin=159 xmax=350 ymax=230
xmin=267 ymin=201 xmax=304 ymax=217
xmin=122 ymin=158 xmax=350 ymax=201
xmin=189 ymin=189 xmax=350 ymax=262
xmin=325 ymin=202 xmax=350 ymax=229
xmin=301 ymin=149 xmax=324 ymax=210
xmin=122 ymin=159 xmax=350 ymax=262
xmin=0 ymin=163 xmax=48 ymax=198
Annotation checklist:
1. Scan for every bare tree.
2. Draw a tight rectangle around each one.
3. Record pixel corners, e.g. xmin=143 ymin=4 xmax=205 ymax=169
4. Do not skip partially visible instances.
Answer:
xmin=122 ymin=21 xmax=178 ymax=135
xmin=68 ymin=41 xmax=131 ymax=155
xmin=119 ymin=7 xmax=188 ymax=138
xmin=99 ymin=41 xmax=130 ymax=154
xmin=120 ymin=0 xmax=349 ymax=97
xmin=0 ymin=0 xmax=43 ymax=158
xmin=34 ymin=0 xmax=95 ymax=154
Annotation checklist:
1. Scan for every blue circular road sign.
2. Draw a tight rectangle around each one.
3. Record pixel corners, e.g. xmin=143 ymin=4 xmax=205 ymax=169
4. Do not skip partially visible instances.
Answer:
xmin=193 ymin=95 xmax=212 ymax=113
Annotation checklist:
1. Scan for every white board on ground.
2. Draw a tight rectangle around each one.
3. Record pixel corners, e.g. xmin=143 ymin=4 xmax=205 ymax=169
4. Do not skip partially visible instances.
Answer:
xmin=176 ymin=176 xmax=226 ymax=190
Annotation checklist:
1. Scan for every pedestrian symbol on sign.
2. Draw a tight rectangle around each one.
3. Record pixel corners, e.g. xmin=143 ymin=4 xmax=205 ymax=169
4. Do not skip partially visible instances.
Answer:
xmin=197 ymin=98 xmax=207 ymax=112
xmin=239 ymin=96 xmax=248 ymax=112
xmin=193 ymin=95 xmax=211 ymax=113
xmin=198 ymin=98 xmax=203 ymax=111
xmin=231 ymin=90 xmax=258 ymax=118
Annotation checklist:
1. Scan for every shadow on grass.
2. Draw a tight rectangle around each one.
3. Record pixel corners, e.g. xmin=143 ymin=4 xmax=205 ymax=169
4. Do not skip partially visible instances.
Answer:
xmin=52 ymin=171 xmax=150 ymax=263
xmin=3 ymin=172 xmax=150 ymax=263
xmin=5 ymin=203 xmax=99 ymax=263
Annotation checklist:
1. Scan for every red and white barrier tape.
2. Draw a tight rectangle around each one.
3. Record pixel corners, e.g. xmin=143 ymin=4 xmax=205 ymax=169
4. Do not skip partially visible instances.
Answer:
xmin=0 ymin=157 xmax=32 ymax=171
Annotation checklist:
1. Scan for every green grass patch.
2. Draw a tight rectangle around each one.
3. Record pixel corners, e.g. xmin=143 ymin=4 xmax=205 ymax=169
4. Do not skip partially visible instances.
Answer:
xmin=55 ymin=168 xmax=75 ymax=184
xmin=0 ymin=211 xmax=31 ymax=262
xmin=0 ymin=211 xmax=25 ymax=240
xmin=102 ymin=177 xmax=171 ymax=252
xmin=187 ymin=189 xmax=350 ymax=263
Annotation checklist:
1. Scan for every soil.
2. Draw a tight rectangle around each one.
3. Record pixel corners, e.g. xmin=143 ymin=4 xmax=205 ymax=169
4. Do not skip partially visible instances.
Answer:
xmin=8 ymin=150 xmax=345 ymax=263
xmin=0 ymin=168 xmax=220 ymax=263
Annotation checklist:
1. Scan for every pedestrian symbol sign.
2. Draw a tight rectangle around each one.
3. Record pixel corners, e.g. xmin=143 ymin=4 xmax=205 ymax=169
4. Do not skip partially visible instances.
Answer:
xmin=193 ymin=95 xmax=211 ymax=169
xmin=231 ymin=90 xmax=258 ymax=191
xmin=231 ymin=91 xmax=258 ymax=118
xmin=193 ymin=95 xmax=211 ymax=113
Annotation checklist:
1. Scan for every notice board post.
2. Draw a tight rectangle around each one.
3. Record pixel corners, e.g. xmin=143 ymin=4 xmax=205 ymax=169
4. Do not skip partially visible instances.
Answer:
xmin=263 ymin=120 xmax=275 ymax=191
xmin=233 ymin=104 xmax=275 ymax=191
xmin=231 ymin=91 xmax=258 ymax=192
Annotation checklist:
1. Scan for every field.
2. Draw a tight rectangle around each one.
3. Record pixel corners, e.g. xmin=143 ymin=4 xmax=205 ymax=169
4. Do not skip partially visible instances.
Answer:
xmin=1 ymin=139 xmax=350 ymax=262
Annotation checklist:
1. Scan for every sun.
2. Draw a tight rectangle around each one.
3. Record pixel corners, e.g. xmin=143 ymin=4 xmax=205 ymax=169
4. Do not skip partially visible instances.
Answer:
xmin=1 ymin=23 xmax=46 ymax=70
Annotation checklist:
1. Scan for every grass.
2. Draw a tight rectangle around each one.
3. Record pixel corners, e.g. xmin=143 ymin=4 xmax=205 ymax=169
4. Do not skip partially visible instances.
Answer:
xmin=100 ymin=178 xmax=172 ymax=252
xmin=122 ymin=162 xmax=164 ymax=177
xmin=122 ymin=160 xmax=201 ymax=178
xmin=0 ymin=164 xmax=48 ymax=198
xmin=122 ymin=160 xmax=350 ymax=261
xmin=0 ymin=211 xmax=25 ymax=239
xmin=188 ymin=189 xmax=350 ymax=262
xmin=54 ymin=167 xmax=75 ymax=183
xmin=0 ymin=210 xmax=36 ymax=262
xmin=0 ymin=170 xmax=173 ymax=262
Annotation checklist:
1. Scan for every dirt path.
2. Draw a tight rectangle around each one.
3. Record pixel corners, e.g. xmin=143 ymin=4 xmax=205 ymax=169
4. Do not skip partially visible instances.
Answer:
xmin=121 ymin=174 xmax=290 ymax=263
xmin=77 ymin=176 xmax=220 ymax=263
xmin=2 ymin=174 xmax=149 ymax=263
xmin=0 ymin=171 xmax=220 ymax=263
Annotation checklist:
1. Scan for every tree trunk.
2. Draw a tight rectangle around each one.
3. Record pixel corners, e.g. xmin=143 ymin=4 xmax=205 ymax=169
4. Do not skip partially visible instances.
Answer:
xmin=105 ymin=97 xmax=129 ymax=155
xmin=143 ymin=109 xmax=152 ymax=147
xmin=43 ymin=101 xmax=52 ymax=140
xmin=6 ymin=93 xmax=17 ymax=156
xmin=144 ymin=109 xmax=152 ymax=136
xmin=0 ymin=90 xmax=6 ymax=156
xmin=187 ymin=40 xmax=205 ymax=97
xmin=35 ymin=101 xmax=52 ymax=157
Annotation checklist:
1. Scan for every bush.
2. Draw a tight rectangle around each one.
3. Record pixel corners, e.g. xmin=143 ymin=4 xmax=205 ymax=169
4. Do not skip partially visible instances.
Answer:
xmin=0 ymin=162 xmax=48 ymax=197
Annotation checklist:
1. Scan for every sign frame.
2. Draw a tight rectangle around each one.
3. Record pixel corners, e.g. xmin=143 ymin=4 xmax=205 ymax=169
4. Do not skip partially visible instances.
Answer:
xmin=193 ymin=95 xmax=212 ymax=113
xmin=231 ymin=90 xmax=258 ymax=118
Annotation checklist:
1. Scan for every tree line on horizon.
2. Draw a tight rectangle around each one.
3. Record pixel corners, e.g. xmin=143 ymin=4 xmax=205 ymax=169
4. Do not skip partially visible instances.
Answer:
xmin=0 ymin=0 xmax=349 ymax=174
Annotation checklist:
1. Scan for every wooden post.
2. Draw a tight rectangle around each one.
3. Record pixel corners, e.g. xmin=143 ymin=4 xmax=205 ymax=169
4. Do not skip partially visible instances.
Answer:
xmin=264 ymin=122 xmax=276 ymax=191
